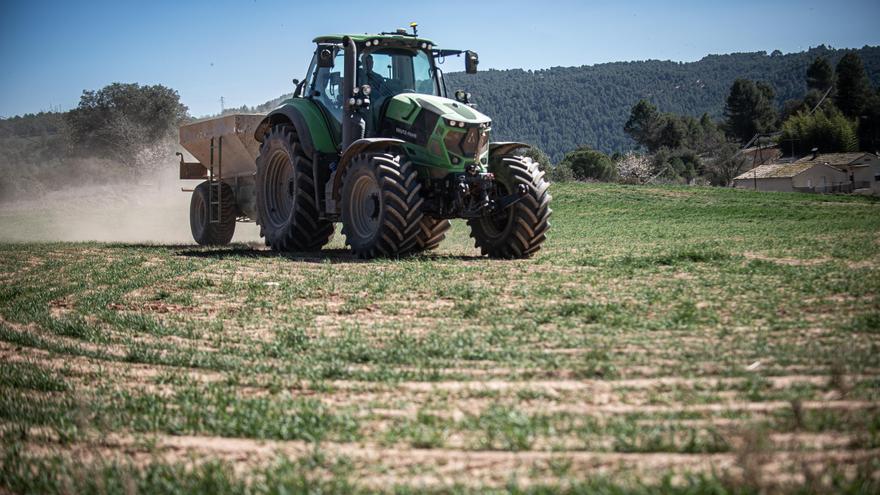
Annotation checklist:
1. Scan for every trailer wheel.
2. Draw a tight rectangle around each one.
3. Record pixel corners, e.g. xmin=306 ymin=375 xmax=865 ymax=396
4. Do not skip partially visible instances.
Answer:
xmin=190 ymin=181 xmax=237 ymax=246
xmin=340 ymin=151 xmax=424 ymax=258
xmin=467 ymin=155 xmax=551 ymax=258
xmin=255 ymin=124 xmax=333 ymax=251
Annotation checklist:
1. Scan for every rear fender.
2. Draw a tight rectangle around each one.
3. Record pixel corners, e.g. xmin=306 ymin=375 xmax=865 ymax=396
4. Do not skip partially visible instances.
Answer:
xmin=253 ymin=100 xmax=337 ymax=155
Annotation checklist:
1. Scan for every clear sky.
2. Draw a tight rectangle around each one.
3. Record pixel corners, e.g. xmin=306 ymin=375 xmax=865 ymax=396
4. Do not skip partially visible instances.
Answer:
xmin=1 ymin=0 xmax=878 ymax=118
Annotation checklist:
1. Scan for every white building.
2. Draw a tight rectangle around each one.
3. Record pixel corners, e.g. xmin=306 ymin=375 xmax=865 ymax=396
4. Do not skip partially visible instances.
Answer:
xmin=733 ymin=152 xmax=880 ymax=194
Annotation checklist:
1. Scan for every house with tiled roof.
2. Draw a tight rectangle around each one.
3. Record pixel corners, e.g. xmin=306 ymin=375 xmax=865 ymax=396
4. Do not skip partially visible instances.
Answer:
xmin=732 ymin=152 xmax=880 ymax=193
xmin=799 ymin=152 xmax=880 ymax=192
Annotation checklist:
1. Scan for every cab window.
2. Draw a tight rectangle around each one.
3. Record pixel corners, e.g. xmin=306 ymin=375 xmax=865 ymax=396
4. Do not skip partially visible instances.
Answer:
xmin=310 ymin=47 xmax=346 ymax=122
xmin=359 ymin=48 xmax=438 ymax=102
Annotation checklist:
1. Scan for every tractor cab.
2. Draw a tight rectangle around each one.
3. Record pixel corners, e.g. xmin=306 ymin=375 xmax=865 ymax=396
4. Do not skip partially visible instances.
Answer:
xmin=304 ymin=38 xmax=441 ymax=132
xmin=301 ymin=31 xmax=485 ymax=175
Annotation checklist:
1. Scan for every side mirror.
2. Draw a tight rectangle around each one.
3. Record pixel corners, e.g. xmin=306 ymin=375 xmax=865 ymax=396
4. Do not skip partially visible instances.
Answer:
xmin=318 ymin=48 xmax=334 ymax=68
xmin=293 ymin=78 xmax=306 ymax=96
xmin=454 ymin=90 xmax=472 ymax=104
xmin=465 ymin=50 xmax=479 ymax=74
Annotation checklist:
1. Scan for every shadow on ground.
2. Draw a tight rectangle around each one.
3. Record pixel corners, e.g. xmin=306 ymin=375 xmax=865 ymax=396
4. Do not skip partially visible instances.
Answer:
xmin=168 ymin=245 xmax=487 ymax=264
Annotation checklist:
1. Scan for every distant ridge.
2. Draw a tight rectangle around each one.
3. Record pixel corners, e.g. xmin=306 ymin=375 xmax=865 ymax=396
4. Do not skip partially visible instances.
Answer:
xmin=444 ymin=45 xmax=880 ymax=160
xmin=253 ymin=45 xmax=880 ymax=161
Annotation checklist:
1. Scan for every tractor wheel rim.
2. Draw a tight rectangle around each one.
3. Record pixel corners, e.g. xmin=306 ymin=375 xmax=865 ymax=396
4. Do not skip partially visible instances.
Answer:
xmin=265 ymin=150 xmax=294 ymax=228
xmin=350 ymin=174 xmax=381 ymax=241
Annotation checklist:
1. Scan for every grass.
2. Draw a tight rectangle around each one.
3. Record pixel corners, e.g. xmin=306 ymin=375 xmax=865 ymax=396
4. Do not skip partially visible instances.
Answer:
xmin=1 ymin=182 xmax=879 ymax=492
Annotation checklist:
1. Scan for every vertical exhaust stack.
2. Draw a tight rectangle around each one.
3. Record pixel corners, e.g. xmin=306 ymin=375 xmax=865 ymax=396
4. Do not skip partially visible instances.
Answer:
xmin=341 ymin=36 xmax=364 ymax=150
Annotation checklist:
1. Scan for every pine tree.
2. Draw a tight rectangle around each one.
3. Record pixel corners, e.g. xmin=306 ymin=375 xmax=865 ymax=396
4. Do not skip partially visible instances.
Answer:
xmin=835 ymin=53 xmax=873 ymax=118
xmin=806 ymin=56 xmax=834 ymax=92
xmin=723 ymin=79 xmax=778 ymax=143
xmin=624 ymin=100 xmax=662 ymax=151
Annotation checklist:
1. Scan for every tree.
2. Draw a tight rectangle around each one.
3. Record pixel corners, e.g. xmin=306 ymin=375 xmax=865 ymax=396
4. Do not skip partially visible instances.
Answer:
xmin=695 ymin=113 xmax=726 ymax=151
xmin=703 ymin=141 xmax=749 ymax=186
xmin=723 ymin=79 xmax=779 ymax=143
xmin=624 ymin=100 xmax=662 ymax=151
xmin=806 ymin=56 xmax=834 ymax=93
xmin=65 ymin=83 xmax=188 ymax=168
xmin=835 ymin=53 xmax=873 ymax=118
xmin=658 ymin=117 xmax=686 ymax=150
xmin=858 ymin=90 xmax=880 ymax=152
xmin=778 ymin=106 xmax=858 ymax=156
xmin=559 ymin=146 xmax=616 ymax=181
xmin=652 ymin=148 xmax=701 ymax=183
xmin=520 ymin=146 xmax=552 ymax=172
xmin=615 ymin=151 xmax=653 ymax=184
xmin=548 ymin=161 xmax=574 ymax=182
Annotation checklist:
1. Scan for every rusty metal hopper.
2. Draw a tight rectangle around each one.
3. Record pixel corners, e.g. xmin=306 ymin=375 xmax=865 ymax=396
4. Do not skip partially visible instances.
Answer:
xmin=178 ymin=113 xmax=265 ymax=179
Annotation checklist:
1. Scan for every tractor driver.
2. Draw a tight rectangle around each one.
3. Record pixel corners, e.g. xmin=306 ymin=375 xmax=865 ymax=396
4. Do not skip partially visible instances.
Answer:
xmin=362 ymin=54 xmax=388 ymax=99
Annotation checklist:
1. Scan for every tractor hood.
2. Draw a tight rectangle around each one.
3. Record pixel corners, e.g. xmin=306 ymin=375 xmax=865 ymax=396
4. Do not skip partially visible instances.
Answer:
xmin=384 ymin=93 xmax=491 ymax=127
xmin=381 ymin=93 xmax=492 ymax=173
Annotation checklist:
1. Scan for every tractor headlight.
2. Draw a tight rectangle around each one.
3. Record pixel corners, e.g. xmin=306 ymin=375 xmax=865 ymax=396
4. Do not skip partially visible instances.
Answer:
xmin=458 ymin=121 xmax=466 ymax=128
xmin=447 ymin=119 xmax=458 ymax=127
xmin=348 ymin=98 xmax=356 ymax=107
xmin=361 ymin=84 xmax=372 ymax=96
xmin=353 ymin=86 xmax=359 ymax=95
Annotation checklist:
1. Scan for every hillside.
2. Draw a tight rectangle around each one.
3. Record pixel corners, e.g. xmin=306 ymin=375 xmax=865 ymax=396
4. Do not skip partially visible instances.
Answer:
xmin=3 ymin=45 xmax=879 ymax=168
xmin=446 ymin=45 xmax=880 ymax=160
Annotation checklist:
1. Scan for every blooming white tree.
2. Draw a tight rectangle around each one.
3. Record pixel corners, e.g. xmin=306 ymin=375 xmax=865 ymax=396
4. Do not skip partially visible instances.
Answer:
xmin=615 ymin=152 xmax=653 ymax=184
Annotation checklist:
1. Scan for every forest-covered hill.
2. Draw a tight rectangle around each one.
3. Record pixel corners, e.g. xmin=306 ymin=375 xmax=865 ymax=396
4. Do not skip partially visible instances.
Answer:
xmin=445 ymin=45 xmax=880 ymax=160
xmin=3 ymin=45 xmax=879 ymax=165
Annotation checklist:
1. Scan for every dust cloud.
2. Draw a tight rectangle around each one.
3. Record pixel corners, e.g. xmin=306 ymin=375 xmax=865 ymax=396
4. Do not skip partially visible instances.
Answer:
xmin=0 ymin=159 xmax=261 ymax=244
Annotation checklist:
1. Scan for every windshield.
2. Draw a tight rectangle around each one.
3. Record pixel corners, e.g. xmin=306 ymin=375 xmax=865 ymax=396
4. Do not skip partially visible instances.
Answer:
xmin=360 ymin=48 xmax=438 ymax=102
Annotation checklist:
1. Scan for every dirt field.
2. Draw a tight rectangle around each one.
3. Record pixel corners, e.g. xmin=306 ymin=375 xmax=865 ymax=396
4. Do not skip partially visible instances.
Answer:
xmin=1 ymin=182 xmax=878 ymax=493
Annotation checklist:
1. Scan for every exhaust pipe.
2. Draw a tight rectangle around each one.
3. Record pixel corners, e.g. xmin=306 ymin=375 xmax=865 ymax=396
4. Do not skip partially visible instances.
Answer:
xmin=341 ymin=36 xmax=364 ymax=150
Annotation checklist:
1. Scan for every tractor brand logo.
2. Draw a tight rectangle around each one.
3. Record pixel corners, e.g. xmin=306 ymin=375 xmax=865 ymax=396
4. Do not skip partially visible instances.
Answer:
xmin=395 ymin=127 xmax=418 ymax=140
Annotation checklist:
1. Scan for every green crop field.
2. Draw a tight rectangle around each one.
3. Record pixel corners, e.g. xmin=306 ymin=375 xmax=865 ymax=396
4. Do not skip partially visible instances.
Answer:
xmin=1 ymin=183 xmax=879 ymax=493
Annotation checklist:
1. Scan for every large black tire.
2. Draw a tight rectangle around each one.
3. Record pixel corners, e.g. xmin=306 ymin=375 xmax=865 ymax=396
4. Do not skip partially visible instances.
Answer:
xmin=413 ymin=216 xmax=451 ymax=252
xmin=255 ymin=124 xmax=333 ymax=251
xmin=340 ymin=151 xmax=424 ymax=258
xmin=190 ymin=181 xmax=236 ymax=246
xmin=467 ymin=155 xmax=551 ymax=258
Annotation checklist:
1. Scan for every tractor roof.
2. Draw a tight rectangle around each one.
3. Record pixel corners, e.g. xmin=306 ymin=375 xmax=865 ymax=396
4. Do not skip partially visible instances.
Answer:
xmin=313 ymin=33 xmax=436 ymax=45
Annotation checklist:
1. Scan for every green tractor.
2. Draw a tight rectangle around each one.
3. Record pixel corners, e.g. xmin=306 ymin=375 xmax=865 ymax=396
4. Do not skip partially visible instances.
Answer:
xmin=181 ymin=27 xmax=550 ymax=258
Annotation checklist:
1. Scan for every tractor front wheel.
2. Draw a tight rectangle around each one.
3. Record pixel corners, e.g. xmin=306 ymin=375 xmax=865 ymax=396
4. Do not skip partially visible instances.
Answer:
xmin=340 ymin=151 xmax=424 ymax=258
xmin=468 ymin=155 xmax=551 ymax=258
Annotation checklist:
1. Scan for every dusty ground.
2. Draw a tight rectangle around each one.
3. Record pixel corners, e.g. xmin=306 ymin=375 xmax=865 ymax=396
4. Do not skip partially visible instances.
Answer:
xmin=1 ymin=183 xmax=878 ymax=493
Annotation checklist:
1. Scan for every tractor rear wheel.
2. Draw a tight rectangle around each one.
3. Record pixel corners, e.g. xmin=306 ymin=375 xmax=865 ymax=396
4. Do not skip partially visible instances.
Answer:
xmin=468 ymin=155 xmax=551 ymax=258
xmin=190 ymin=180 xmax=236 ymax=246
xmin=340 ymin=151 xmax=424 ymax=258
xmin=413 ymin=216 xmax=451 ymax=252
xmin=255 ymin=124 xmax=333 ymax=251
